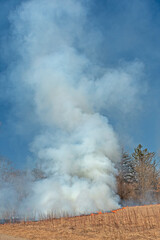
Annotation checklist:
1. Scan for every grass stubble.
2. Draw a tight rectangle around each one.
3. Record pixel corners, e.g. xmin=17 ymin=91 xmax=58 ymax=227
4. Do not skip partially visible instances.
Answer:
xmin=0 ymin=204 xmax=160 ymax=239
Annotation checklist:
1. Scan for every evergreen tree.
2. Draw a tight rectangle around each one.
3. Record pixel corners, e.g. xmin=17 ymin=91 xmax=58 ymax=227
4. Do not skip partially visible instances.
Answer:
xmin=117 ymin=149 xmax=136 ymax=201
xmin=132 ymin=144 xmax=159 ymax=201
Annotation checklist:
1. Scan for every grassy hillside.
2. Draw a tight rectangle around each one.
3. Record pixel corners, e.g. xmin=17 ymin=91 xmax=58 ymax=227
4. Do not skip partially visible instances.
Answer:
xmin=0 ymin=204 xmax=160 ymax=239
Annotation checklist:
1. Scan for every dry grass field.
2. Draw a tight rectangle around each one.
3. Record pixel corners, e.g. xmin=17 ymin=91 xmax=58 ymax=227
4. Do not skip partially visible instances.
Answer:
xmin=0 ymin=204 xmax=160 ymax=240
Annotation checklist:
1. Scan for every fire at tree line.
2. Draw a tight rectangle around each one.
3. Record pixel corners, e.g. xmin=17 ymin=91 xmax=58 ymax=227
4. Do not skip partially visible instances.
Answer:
xmin=0 ymin=144 xmax=160 ymax=206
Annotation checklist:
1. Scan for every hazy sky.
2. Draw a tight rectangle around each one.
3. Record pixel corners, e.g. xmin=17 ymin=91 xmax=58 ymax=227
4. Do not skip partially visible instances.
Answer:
xmin=1 ymin=0 xmax=160 ymax=169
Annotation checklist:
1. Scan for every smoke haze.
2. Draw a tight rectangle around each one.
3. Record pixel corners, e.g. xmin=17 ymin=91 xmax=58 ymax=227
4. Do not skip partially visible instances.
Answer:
xmin=0 ymin=0 xmax=145 ymax=217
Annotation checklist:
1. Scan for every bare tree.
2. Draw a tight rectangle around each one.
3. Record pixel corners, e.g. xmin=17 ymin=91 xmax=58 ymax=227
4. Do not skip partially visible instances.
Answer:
xmin=0 ymin=156 xmax=13 ymax=184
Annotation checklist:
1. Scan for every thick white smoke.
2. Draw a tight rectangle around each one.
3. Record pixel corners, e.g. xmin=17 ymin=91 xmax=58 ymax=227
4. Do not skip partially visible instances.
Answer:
xmin=6 ymin=0 xmax=144 ymax=217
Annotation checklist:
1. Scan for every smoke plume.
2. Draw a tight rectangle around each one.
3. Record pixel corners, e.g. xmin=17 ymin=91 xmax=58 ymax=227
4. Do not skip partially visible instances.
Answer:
xmin=1 ymin=0 xmax=144 ymax=217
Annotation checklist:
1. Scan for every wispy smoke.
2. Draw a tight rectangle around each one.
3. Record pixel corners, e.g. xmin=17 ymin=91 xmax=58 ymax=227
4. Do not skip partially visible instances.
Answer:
xmin=1 ymin=0 xmax=144 ymax=217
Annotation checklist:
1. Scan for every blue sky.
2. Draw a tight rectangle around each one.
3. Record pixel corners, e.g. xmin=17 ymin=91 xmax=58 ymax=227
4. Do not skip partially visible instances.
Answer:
xmin=1 ymin=0 xmax=160 ymax=169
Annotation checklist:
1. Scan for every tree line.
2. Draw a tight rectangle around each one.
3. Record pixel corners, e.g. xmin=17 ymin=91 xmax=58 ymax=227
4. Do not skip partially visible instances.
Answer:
xmin=0 ymin=144 xmax=160 ymax=207
xmin=117 ymin=144 xmax=160 ymax=205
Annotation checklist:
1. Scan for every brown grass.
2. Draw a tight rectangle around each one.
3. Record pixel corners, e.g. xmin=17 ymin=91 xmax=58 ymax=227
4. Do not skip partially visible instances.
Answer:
xmin=0 ymin=204 xmax=160 ymax=240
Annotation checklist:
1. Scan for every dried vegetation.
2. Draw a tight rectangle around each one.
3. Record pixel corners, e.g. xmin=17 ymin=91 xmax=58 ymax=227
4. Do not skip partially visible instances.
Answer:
xmin=0 ymin=204 xmax=160 ymax=239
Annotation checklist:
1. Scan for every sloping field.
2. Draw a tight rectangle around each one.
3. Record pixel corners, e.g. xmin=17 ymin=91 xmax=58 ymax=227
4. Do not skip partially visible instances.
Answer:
xmin=0 ymin=204 xmax=160 ymax=240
